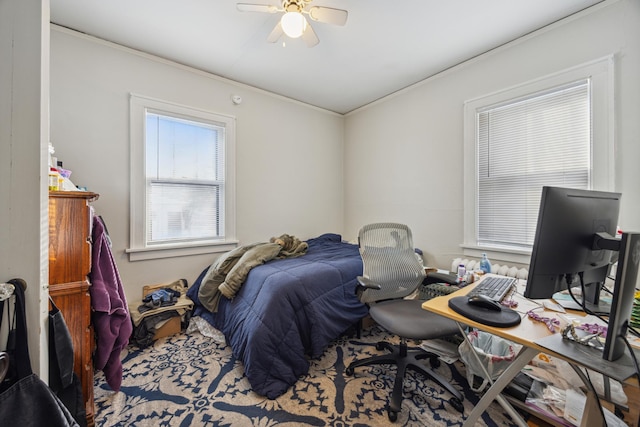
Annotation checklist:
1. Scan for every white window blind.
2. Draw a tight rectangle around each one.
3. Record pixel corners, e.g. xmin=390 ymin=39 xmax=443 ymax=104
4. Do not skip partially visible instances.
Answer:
xmin=477 ymin=80 xmax=591 ymax=250
xmin=145 ymin=112 xmax=225 ymax=245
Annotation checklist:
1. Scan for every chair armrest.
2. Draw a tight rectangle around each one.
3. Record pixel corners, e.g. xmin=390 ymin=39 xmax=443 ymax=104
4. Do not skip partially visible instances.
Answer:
xmin=357 ymin=276 xmax=381 ymax=290
xmin=424 ymin=271 xmax=459 ymax=286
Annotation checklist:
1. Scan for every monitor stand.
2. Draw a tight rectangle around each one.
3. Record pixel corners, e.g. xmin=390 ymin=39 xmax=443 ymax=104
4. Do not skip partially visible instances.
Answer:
xmin=554 ymin=281 xmax=612 ymax=315
xmin=556 ymin=298 xmax=611 ymax=315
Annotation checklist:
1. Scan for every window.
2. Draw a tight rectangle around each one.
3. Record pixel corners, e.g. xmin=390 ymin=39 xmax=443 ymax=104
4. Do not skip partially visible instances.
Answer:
xmin=128 ymin=95 xmax=236 ymax=261
xmin=463 ymin=57 xmax=614 ymax=264
xmin=477 ymin=81 xmax=590 ymax=249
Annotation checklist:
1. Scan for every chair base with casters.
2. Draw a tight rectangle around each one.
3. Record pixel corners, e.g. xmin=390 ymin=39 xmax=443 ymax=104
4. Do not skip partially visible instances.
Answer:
xmin=345 ymin=299 xmax=464 ymax=422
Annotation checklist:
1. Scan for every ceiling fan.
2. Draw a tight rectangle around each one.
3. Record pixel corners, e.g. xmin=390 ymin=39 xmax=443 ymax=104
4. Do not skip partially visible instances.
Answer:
xmin=237 ymin=0 xmax=348 ymax=47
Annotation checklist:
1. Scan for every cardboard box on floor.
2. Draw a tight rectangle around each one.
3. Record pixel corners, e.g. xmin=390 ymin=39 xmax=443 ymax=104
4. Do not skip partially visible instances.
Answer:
xmin=142 ymin=282 xmax=184 ymax=340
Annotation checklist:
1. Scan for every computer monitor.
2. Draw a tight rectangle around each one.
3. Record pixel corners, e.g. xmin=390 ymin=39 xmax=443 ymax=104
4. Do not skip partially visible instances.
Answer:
xmin=524 ymin=186 xmax=621 ymax=314
xmin=525 ymin=186 xmax=640 ymax=362
xmin=603 ymin=232 xmax=640 ymax=361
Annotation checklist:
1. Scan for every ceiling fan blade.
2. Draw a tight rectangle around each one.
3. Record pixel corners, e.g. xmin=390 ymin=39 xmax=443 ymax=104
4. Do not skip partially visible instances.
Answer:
xmin=307 ymin=6 xmax=347 ymax=26
xmin=302 ymin=22 xmax=319 ymax=47
xmin=237 ymin=3 xmax=279 ymax=13
xmin=267 ymin=21 xmax=284 ymax=43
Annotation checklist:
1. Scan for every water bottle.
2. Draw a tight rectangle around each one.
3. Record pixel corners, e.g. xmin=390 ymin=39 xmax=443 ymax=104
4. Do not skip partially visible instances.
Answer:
xmin=479 ymin=253 xmax=491 ymax=274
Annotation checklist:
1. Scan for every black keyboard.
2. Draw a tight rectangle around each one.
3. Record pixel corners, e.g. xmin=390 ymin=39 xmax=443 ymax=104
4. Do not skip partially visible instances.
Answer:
xmin=467 ymin=276 xmax=516 ymax=302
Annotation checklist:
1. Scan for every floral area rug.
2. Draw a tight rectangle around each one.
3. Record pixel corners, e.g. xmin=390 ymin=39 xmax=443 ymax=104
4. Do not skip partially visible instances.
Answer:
xmin=94 ymin=321 xmax=518 ymax=427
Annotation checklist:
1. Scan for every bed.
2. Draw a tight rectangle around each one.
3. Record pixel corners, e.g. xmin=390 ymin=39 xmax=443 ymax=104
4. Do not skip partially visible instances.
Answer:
xmin=186 ymin=233 xmax=369 ymax=399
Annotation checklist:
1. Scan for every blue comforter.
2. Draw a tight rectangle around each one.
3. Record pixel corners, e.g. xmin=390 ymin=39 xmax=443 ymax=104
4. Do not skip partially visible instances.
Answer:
xmin=187 ymin=233 xmax=368 ymax=398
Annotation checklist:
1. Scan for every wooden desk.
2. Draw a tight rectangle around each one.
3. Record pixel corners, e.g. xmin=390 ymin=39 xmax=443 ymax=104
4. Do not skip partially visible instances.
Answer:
xmin=421 ymin=275 xmax=638 ymax=427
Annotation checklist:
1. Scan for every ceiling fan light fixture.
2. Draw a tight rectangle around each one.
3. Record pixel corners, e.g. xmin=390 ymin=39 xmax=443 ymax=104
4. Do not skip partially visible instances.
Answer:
xmin=281 ymin=11 xmax=307 ymax=38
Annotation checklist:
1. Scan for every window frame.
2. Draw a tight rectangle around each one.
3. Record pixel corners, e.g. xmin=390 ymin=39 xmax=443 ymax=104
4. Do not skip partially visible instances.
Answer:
xmin=127 ymin=94 xmax=237 ymax=261
xmin=462 ymin=56 xmax=615 ymax=265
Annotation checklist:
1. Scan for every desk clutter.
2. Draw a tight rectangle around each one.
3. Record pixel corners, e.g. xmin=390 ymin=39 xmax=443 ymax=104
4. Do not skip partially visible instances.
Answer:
xmin=421 ymin=270 xmax=637 ymax=427
xmin=503 ymin=351 xmax=629 ymax=427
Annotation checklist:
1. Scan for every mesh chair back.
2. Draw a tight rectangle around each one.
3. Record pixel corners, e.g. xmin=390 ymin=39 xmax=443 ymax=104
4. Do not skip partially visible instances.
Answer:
xmin=358 ymin=223 xmax=426 ymax=303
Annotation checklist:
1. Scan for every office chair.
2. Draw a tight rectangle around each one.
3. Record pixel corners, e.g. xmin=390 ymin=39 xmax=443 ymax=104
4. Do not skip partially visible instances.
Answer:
xmin=345 ymin=223 xmax=464 ymax=421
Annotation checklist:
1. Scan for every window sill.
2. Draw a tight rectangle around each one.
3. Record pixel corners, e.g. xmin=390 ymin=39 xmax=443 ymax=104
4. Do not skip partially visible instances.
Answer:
xmin=460 ymin=244 xmax=532 ymax=266
xmin=126 ymin=240 xmax=238 ymax=262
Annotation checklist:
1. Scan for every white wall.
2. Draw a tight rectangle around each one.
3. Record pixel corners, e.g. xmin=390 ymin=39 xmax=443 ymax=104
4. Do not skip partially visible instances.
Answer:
xmin=0 ymin=0 xmax=50 ymax=374
xmin=48 ymin=0 xmax=640 ymax=295
xmin=50 ymin=27 xmax=345 ymax=300
xmin=344 ymin=0 xmax=640 ymax=270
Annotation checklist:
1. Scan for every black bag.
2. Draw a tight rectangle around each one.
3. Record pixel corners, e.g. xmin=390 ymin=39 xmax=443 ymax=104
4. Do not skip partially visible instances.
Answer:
xmin=0 ymin=372 xmax=80 ymax=427
xmin=0 ymin=279 xmax=79 ymax=427
xmin=0 ymin=352 xmax=7 ymax=380
xmin=0 ymin=279 xmax=31 ymax=389
xmin=48 ymin=297 xmax=75 ymax=392
xmin=48 ymin=297 xmax=87 ymax=427
xmin=56 ymin=373 xmax=86 ymax=427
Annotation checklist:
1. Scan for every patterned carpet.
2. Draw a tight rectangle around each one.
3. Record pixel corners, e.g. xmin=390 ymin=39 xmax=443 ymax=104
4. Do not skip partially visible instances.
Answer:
xmin=94 ymin=321 xmax=518 ymax=427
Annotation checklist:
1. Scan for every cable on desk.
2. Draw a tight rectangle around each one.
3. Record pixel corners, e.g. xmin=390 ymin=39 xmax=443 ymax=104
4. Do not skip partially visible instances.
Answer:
xmin=570 ymin=274 xmax=603 ymax=316
xmin=565 ymin=273 xmax=609 ymax=320
xmin=569 ymin=274 xmax=640 ymax=340
xmin=509 ymin=283 xmax=543 ymax=316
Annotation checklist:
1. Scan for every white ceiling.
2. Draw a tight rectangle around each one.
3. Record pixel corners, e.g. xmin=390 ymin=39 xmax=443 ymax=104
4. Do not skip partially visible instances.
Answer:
xmin=50 ymin=0 xmax=603 ymax=114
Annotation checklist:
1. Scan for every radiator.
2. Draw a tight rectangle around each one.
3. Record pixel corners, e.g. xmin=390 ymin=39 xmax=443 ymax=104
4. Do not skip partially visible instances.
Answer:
xmin=450 ymin=258 xmax=528 ymax=280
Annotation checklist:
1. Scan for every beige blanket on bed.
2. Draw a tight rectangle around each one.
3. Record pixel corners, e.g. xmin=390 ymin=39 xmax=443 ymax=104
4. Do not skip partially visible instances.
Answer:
xmin=198 ymin=234 xmax=307 ymax=313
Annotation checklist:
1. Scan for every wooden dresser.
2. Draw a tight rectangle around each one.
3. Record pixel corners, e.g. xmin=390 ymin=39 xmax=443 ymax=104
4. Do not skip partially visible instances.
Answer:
xmin=49 ymin=191 xmax=99 ymax=427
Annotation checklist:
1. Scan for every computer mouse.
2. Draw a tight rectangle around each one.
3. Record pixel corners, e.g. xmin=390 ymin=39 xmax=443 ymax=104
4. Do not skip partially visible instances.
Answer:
xmin=467 ymin=294 xmax=502 ymax=311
